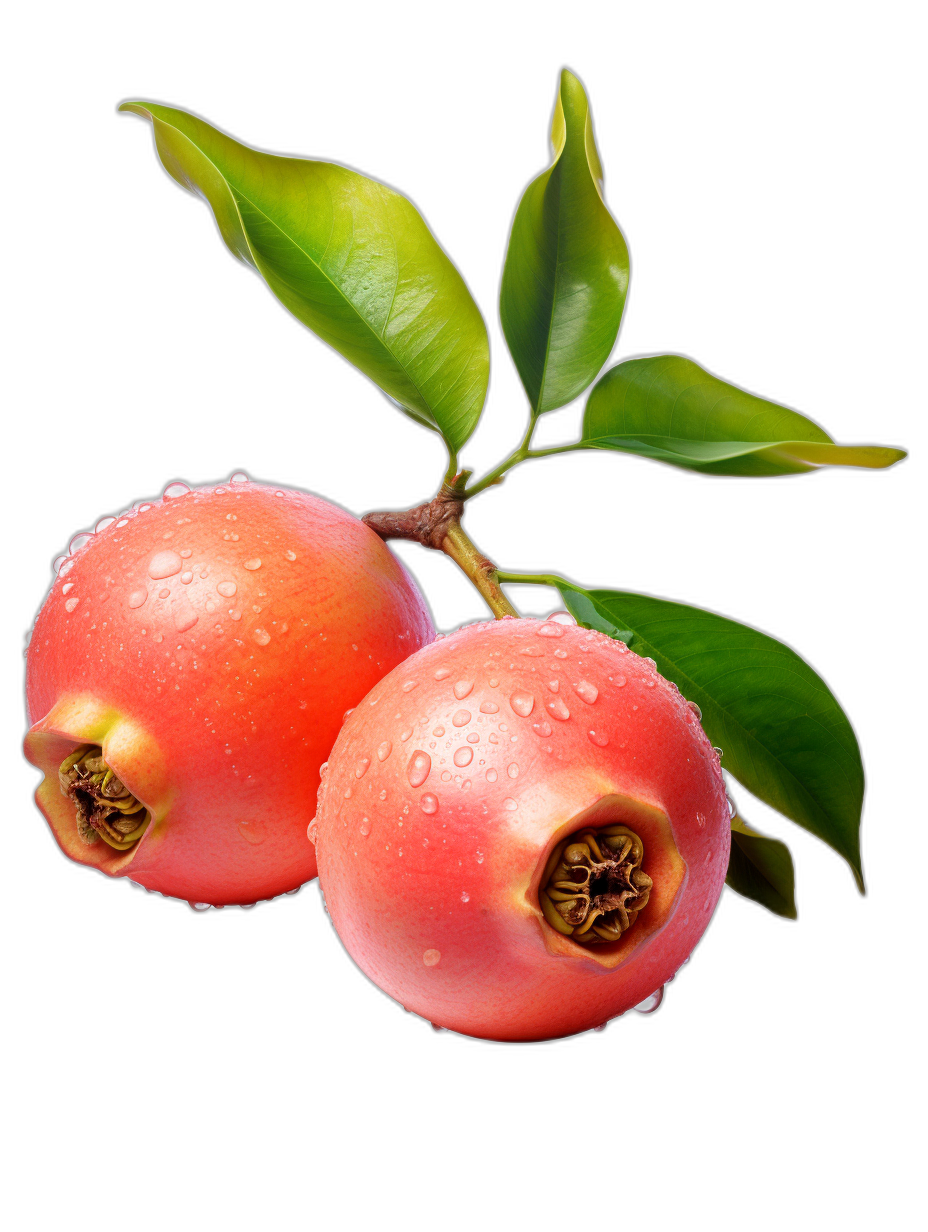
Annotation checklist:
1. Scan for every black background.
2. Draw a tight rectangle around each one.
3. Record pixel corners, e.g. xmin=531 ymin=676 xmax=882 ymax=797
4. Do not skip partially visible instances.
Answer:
xmin=18 ymin=33 xmax=907 ymax=1084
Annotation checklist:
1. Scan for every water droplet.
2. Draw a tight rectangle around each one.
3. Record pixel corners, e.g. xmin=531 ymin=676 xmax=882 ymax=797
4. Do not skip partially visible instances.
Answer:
xmin=402 ymin=680 xmax=418 ymax=693
xmin=546 ymin=697 xmax=571 ymax=721
xmin=453 ymin=747 xmax=473 ymax=768
xmin=503 ymin=797 xmax=518 ymax=811
xmin=634 ymin=987 xmax=665 ymax=1014
xmin=466 ymin=732 xmax=480 ymax=744
xmin=422 ymin=949 xmax=441 ymax=966
xmin=400 ymin=728 xmax=413 ymax=742
xmin=238 ymin=819 xmax=267 ymax=845
xmin=178 ymin=571 xmax=191 ymax=585
xmin=510 ymin=690 xmax=535 ymax=718
xmin=548 ymin=610 xmax=577 ymax=625
xmin=704 ymin=897 xmax=712 ymax=911
xmin=243 ymin=558 xmax=262 ymax=571
xmin=180 ymin=549 xmax=192 ymax=559
xmin=359 ymin=817 xmax=372 ymax=837
xmin=419 ymin=792 xmax=440 ymax=815
xmin=125 ymin=589 xmax=147 ymax=609
xmin=432 ymin=725 xmax=445 ymax=737
xmin=460 ymin=891 xmax=470 ymax=903
xmin=532 ymin=721 xmax=552 ymax=738
xmin=69 ymin=532 xmax=94 ymax=555
xmin=230 ymin=471 xmax=249 ymax=484
xmin=644 ymin=679 xmax=656 ymax=689
xmin=488 ymin=677 xmax=500 ymax=688
xmin=284 ymin=551 xmax=297 ymax=563
xmin=343 ymin=709 xmax=354 ymax=721
xmin=536 ymin=622 xmax=565 ymax=638
xmin=553 ymin=648 xmax=568 ymax=659
xmin=452 ymin=709 xmax=471 ymax=727
xmin=519 ymin=645 xmax=545 ymax=657
xmin=696 ymin=811 xmax=707 ymax=829
xmin=573 ymin=680 xmax=599 ymax=704
xmin=434 ymin=668 xmax=451 ymax=680
xmin=163 ymin=481 xmax=190 ymax=499
xmin=355 ymin=757 xmax=370 ymax=779
xmin=407 ymin=751 xmax=431 ymax=787
xmin=64 ymin=597 xmax=79 ymax=613
xmin=148 ymin=550 xmax=183 ymax=580
xmin=479 ymin=701 xmax=499 ymax=714
xmin=377 ymin=741 xmax=393 ymax=762
xmin=61 ymin=582 xmax=74 ymax=595
xmin=173 ymin=601 xmax=199 ymax=633
xmin=486 ymin=768 xmax=498 ymax=783
xmin=507 ymin=763 xmax=519 ymax=778
xmin=95 ymin=516 xmax=116 ymax=533
xmin=253 ymin=627 xmax=270 ymax=646
xmin=229 ymin=609 xmax=242 ymax=621
xmin=688 ymin=700 xmax=702 ymax=720
xmin=546 ymin=678 xmax=559 ymax=693
xmin=158 ymin=588 xmax=171 ymax=599
xmin=217 ymin=581 xmax=237 ymax=597
xmin=453 ymin=679 xmax=474 ymax=700
xmin=190 ymin=902 xmax=211 ymax=912
xmin=306 ymin=821 xmax=317 ymax=844
xmin=727 ymin=796 xmax=736 ymax=819
xmin=588 ymin=730 xmax=609 ymax=747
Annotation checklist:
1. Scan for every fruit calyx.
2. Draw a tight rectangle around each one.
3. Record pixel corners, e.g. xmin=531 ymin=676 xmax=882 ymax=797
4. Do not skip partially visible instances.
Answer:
xmin=58 ymin=745 xmax=151 ymax=851
xmin=539 ymin=825 xmax=653 ymax=944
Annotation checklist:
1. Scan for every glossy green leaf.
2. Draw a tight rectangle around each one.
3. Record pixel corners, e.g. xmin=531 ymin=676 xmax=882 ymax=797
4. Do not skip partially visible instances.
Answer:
xmin=727 ymin=813 xmax=797 ymax=919
xmin=120 ymin=102 xmax=489 ymax=453
xmin=582 ymin=355 xmax=906 ymax=476
xmin=554 ymin=583 xmax=865 ymax=889
xmin=500 ymin=70 xmax=629 ymax=415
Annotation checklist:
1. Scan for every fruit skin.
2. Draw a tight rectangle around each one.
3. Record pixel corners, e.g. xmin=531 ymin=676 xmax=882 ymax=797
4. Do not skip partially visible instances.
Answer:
xmin=314 ymin=617 xmax=730 ymax=1041
xmin=24 ymin=481 xmax=434 ymax=905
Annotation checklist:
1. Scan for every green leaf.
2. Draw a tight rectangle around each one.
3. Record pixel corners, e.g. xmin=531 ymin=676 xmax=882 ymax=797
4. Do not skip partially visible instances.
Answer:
xmin=500 ymin=70 xmax=629 ymax=415
xmin=582 ymin=355 xmax=907 ymax=476
xmin=120 ymin=102 xmax=489 ymax=453
xmin=556 ymin=584 xmax=865 ymax=890
xmin=727 ymin=813 xmax=797 ymax=919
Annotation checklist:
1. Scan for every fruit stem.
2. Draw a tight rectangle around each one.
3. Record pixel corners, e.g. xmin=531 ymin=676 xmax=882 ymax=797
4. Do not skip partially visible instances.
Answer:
xmin=363 ymin=491 xmax=519 ymax=619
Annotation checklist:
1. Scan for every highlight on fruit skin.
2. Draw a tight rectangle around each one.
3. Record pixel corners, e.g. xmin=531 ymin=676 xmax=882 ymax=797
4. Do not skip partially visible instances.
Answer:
xmin=24 ymin=478 xmax=435 ymax=907
xmin=313 ymin=617 xmax=730 ymax=1042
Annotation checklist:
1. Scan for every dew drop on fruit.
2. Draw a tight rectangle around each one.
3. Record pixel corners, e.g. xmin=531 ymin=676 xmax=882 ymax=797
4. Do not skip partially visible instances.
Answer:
xmin=696 ymin=811 xmax=707 ymax=829
xmin=503 ymin=798 xmax=518 ymax=811
xmin=507 ymin=762 xmax=519 ymax=778
xmin=486 ymin=768 xmax=498 ymax=783
xmin=402 ymin=680 xmax=418 ymax=692
xmin=479 ymin=701 xmax=499 ymax=714
xmin=163 ymin=481 xmax=191 ymax=499
xmin=61 ymin=582 xmax=74 ymax=594
xmin=180 ymin=549 xmax=192 ymax=558
xmin=181 ymin=571 xmax=193 ymax=584
xmin=407 ymin=750 xmax=432 ymax=787
xmin=173 ymin=604 xmax=199 ymax=633
xmin=53 ymin=555 xmax=68 ymax=575
xmin=253 ymin=627 xmax=270 ymax=646
xmin=148 ymin=550 xmax=183 ymax=579
xmin=229 ymin=609 xmax=242 ymax=621
xmin=532 ymin=721 xmax=552 ymax=738
xmin=401 ymin=728 xmax=413 ymax=742
xmin=377 ymin=741 xmax=393 ymax=762
xmin=452 ymin=710 xmax=471 ymax=727
xmin=688 ymin=700 xmax=702 ymax=720
xmin=519 ymin=645 xmax=545 ymax=657
xmin=453 ymin=679 xmax=474 ymax=700
xmin=553 ymin=648 xmax=568 ymax=659
xmin=422 ymin=949 xmax=441 ymax=966
xmin=573 ymin=680 xmax=599 ymax=704
xmin=420 ymin=793 xmax=439 ymax=814
xmin=128 ymin=589 xmax=147 ymax=609
xmin=546 ymin=679 xmax=559 ymax=692
xmin=64 ymin=597 xmax=79 ymax=613
xmin=546 ymin=697 xmax=570 ymax=721
xmin=238 ymin=819 xmax=267 ymax=845
xmin=69 ymin=532 xmax=94 ymax=554
xmin=460 ymin=891 xmax=470 ymax=903
xmin=634 ymin=986 xmax=665 ymax=1014
xmin=217 ymin=581 xmax=237 ymax=597
xmin=466 ymin=733 xmax=479 ymax=744
xmin=510 ymin=690 xmax=534 ymax=717
xmin=359 ymin=817 xmax=372 ymax=837
xmin=432 ymin=725 xmax=445 ymax=737
xmin=434 ymin=668 xmax=451 ymax=680
xmin=230 ymin=472 xmax=249 ymax=484
xmin=548 ymin=610 xmax=576 ymax=625
xmin=285 ymin=550 xmax=297 ymax=561
xmin=355 ymin=757 xmax=370 ymax=779
xmin=158 ymin=588 xmax=170 ymax=599
xmin=453 ymin=747 xmax=473 ymax=768
xmin=95 ymin=516 xmax=116 ymax=532
xmin=189 ymin=902 xmax=212 ymax=912
xmin=243 ymin=558 xmax=262 ymax=571
xmin=536 ymin=622 xmax=565 ymax=638
xmin=588 ymin=730 xmax=609 ymax=747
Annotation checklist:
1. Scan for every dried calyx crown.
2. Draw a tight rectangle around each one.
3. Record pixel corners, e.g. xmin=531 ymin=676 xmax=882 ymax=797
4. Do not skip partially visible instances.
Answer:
xmin=58 ymin=746 xmax=150 ymax=851
xmin=539 ymin=825 xmax=652 ymax=944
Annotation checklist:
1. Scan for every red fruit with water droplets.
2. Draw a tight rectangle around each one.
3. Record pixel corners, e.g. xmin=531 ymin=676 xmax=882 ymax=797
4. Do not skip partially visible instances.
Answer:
xmin=313 ymin=617 xmax=730 ymax=1041
xmin=24 ymin=481 xmax=434 ymax=905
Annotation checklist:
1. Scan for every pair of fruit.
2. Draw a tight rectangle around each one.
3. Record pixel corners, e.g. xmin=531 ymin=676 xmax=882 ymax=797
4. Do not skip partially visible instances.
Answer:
xmin=25 ymin=480 xmax=729 ymax=1041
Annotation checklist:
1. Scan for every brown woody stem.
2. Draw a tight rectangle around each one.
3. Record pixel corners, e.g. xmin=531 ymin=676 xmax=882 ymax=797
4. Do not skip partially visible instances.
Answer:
xmin=363 ymin=485 xmax=519 ymax=619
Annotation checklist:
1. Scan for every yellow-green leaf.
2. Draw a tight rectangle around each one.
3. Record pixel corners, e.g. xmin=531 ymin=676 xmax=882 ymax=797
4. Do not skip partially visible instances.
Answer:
xmin=121 ymin=102 xmax=489 ymax=452
xmin=500 ymin=70 xmax=629 ymax=415
xmin=583 ymin=355 xmax=906 ymax=476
